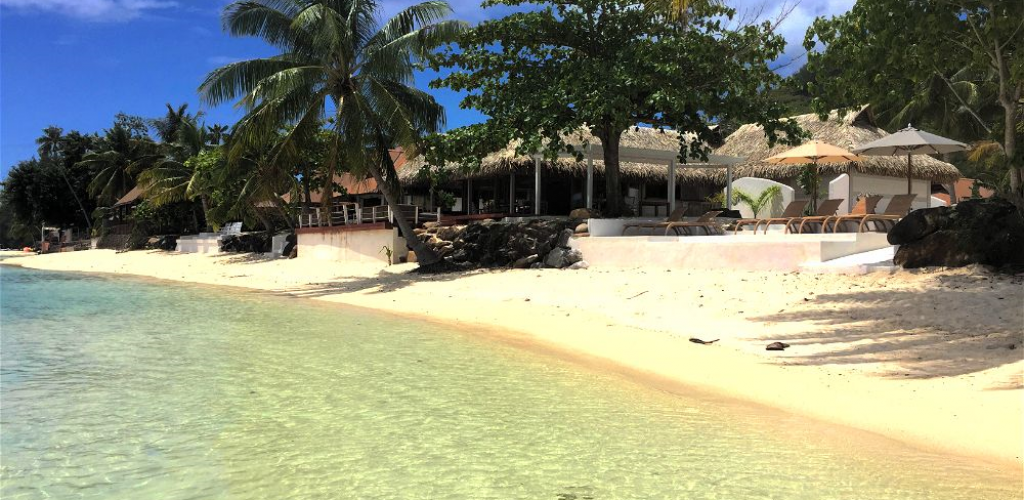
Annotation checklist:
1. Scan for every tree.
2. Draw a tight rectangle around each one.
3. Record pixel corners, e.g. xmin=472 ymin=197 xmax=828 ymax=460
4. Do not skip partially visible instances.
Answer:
xmin=199 ymin=0 xmax=466 ymax=266
xmin=150 ymin=103 xmax=202 ymax=145
xmin=78 ymin=124 xmax=161 ymax=205
xmin=804 ymin=0 xmax=1023 ymax=194
xmin=35 ymin=126 xmax=94 ymax=232
xmin=430 ymin=0 xmax=804 ymax=216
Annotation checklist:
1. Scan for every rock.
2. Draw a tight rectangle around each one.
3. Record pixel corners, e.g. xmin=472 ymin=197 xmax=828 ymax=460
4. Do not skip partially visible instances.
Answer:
xmin=766 ymin=342 xmax=790 ymax=351
xmin=513 ymin=254 xmax=540 ymax=268
xmin=451 ymin=249 xmax=468 ymax=262
xmin=437 ymin=244 xmax=454 ymax=257
xmin=563 ymin=248 xmax=583 ymax=266
xmin=575 ymin=222 xmax=589 ymax=234
xmin=567 ymin=259 xmax=589 ymax=270
xmin=892 ymin=198 xmax=1024 ymax=269
xmin=569 ymin=208 xmax=597 ymax=219
xmin=407 ymin=250 xmax=418 ymax=263
xmin=689 ymin=338 xmax=719 ymax=345
xmin=413 ymin=228 xmax=427 ymax=236
xmin=288 ymin=246 xmax=298 ymax=259
xmin=556 ymin=228 xmax=574 ymax=247
xmin=423 ymin=221 xmax=441 ymax=229
xmin=544 ymin=247 xmax=583 ymax=268
xmin=436 ymin=225 xmax=466 ymax=242
xmin=888 ymin=206 xmax=952 ymax=245
xmin=530 ymin=262 xmax=545 ymax=269
xmin=282 ymin=233 xmax=296 ymax=257
xmin=220 ymin=233 xmax=271 ymax=253
xmin=427 ymin=235 xmax=445 ymax=247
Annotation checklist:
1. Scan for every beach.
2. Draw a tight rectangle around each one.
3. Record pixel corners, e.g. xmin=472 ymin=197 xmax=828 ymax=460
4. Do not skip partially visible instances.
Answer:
xmin=3 ymin=249 xmax=1022 ymax=471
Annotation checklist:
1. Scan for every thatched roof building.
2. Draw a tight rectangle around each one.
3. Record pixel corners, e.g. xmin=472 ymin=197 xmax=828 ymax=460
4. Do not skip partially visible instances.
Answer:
xmin=714 ymin=107 xmax=962 ymax=183
xmin=399 ymin=127 xmax=726 ymax=186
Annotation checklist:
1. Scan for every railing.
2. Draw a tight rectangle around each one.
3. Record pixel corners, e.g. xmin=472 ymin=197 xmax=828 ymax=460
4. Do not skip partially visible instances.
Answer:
xmin=297 ymin=202 xmax=441 ymax=229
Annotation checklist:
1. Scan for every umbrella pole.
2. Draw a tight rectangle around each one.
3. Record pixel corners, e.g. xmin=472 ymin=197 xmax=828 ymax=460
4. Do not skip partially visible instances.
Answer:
xmin=907 ymin=154 xmax=913 ymax=195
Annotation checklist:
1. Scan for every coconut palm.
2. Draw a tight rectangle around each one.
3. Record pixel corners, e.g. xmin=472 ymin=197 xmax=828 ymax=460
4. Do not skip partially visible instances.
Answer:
xmin=207 ymin=124 xmax=231 ymax=146
xmin=151 ymin=103 xmax=203 ymax=145
xmin=78 ymin=125 xmax=161 ymax=205
xmin=199 ymin=0 xmax=466 ymax=267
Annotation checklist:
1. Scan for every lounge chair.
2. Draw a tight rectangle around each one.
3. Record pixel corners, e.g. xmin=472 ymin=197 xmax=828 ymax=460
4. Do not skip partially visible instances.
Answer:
xmin=785 ymin=199 xmax=845 ymax=234
xmin=823 ymin=195 xmax=884 ymax=233
xmin=733 ymin=200 xmax=809 ymax=234
xmin=663 ymin=211 xmax=724 ymax=236
xmin=856 ymin=194 xmax=917 ymax=233
xmin=621 ymin=206 xmax=687 ymax=235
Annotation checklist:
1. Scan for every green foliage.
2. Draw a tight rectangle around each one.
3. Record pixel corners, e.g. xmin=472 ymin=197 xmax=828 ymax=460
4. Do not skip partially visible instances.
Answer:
xmin=200 ymin=0 xmax=466 ymax=264
xmin=429 ymin=0 xmax=805 ymax=215
xmin=78 ymin=123 xmax=161 ymax=205
xmin=804 ymin=0 xmax=1023 ymax=193
xmin=732 ymin=185 xmax=781 ymax=218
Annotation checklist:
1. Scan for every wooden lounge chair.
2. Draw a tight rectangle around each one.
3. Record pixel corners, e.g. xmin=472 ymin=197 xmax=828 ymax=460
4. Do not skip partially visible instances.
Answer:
xmin=663 ymin=211 xmax=724 ymax=236
xmin=857 ymin=194 xmax=917 ymax=233
xmin=621 ymin=206 xmax=687 ymax=235
xmin=823 ymin=195 xmax=884 ymax=233
xmin=786 ymin=199 xmax=845 ymax=234
xmin=734 ymin=200 xmax=809 ymax=234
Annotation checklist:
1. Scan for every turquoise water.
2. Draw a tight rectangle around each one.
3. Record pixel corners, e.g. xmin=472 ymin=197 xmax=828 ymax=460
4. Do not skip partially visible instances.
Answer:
xmin=1 ymin=266 xmax=1019 ymax=499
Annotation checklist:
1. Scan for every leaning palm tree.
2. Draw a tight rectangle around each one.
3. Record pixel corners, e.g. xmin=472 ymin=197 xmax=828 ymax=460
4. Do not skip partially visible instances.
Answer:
xmin=199 ymin=0 xmax=466 ymax=267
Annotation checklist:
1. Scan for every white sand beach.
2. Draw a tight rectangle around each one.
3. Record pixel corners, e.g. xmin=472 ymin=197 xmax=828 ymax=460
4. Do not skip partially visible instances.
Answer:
xmin=3 ymin=249 xmax=1022 ymax=471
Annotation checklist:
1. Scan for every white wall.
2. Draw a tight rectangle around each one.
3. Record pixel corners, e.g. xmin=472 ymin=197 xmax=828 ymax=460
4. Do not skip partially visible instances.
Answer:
xmin=297 ymin=227 xmax=407 ymax=264
xmin=726 ymin=177 xmax=795 ymax=218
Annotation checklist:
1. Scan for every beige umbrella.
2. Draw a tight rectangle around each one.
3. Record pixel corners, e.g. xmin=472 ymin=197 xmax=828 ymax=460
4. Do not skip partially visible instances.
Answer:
xmin=852 ymin=126 xmax=969 ymax=195
xmin=765 ymin=140 xmax=863 ymax=212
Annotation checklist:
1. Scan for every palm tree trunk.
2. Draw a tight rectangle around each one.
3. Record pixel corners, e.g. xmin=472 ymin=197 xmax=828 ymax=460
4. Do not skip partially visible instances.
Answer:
xmin=366 ymin=161 xmax=441 ymax=267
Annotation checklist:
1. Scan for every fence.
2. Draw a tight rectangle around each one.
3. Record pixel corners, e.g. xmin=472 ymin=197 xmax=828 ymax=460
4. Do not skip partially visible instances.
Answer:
xmin=298 ymin=202 xmax=441 ymax=229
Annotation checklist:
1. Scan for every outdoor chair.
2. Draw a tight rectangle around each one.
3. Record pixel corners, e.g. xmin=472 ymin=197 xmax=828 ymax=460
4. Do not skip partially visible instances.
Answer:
xmin=856 ymin=194 xmax=917 ymax=233
xmin=621 ymin=206 xmax=688 ymax=235
xmin=822 ymin=195 xmax=884 ymax=233
xmin=785 ymin=199 xmax=845 ymax=233
xmin=733 ymin=200 xmax=809 ymax=234
xmin=663 ymin=211 xmax=724 ymax=236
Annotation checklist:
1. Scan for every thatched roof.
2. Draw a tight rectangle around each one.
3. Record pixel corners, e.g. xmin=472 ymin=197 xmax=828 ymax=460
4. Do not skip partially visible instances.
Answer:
xmin=113 ymin=185 xmax=144 ymax=207
xmin=713 ymin=107 xmax=962 ymax=183
xmin=399 ymin=127 xmax=726 ymax=186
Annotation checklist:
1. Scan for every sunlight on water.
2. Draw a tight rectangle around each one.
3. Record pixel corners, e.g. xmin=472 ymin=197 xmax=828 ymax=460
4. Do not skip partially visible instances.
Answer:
xmin=1 ymin=266 xmax=1019 ymax=499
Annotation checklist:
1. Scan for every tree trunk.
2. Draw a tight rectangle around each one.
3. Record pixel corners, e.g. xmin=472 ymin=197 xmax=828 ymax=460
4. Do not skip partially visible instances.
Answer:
xmin=366 ymin=157 xmax=441 ymax=267
xmin=200 ymin=195 xmax=212 ymax=232
xmin=301 ymin=166 xmax=313 ymax=215
xmin=597 ymin=127 xmax=625 ymax=217
xmin=1004 ymin=102 xmax=1021 ymax=194
xmin=272 ymin=197 xmax=295 ymax=231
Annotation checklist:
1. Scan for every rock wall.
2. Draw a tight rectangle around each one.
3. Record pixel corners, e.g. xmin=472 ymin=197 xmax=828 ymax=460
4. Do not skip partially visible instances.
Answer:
xmin=890 ymin=198 xmax=1024 ymax=269
xmin=416 ymin=219 xmax=589 ymax=269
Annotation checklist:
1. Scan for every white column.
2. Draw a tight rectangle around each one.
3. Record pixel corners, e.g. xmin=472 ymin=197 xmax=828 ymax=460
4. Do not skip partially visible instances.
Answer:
xmin=467 ymin=179 xmax=473 ymax=214
xmin=668 ymin=157 xmax=676 ymax=214
xmin=534 ymin=156 xmax=542 ymax=215
xmin=509 ymin=173 xmax=515 ymax=214
xmin=726 ymin=164 xmax=734 ymax=211
xmin=586 ymin=147 xmax=594 ymax=209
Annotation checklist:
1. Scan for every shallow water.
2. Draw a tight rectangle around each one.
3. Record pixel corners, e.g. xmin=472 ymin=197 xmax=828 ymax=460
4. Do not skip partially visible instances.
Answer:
xmin=1 ymin=266 xmax=1018 ymax=499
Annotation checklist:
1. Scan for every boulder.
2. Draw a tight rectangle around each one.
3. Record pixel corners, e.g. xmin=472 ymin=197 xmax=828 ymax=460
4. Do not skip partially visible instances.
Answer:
xmin=544 ymin=247 xmax=583 ymax=268
xmin=423 ymin=221 xmax=441 ymax=230
xmin=435 ymin=224 xmax=466 ymax=242
xmin=556 ymin=228 xmax=574 ymax=248
xmin=892 ymin=198 xmax=1024 ymax=269
xmin=574 ymin=222 xmax=589 ymax=234
xmin=569 ymin=208 xmax=597 ymax=219
xmin=512 ymin=254 xmax=539 ymax=268
xmin=282 ymin=233 xmax=297 ymax=257
xmin=567 ymin=260 xmax=590 ymax=270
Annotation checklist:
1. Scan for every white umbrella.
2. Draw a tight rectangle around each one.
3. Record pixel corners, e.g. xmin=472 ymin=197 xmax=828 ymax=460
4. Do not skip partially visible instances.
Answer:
xmin=852 ymin=126 xmax=969 ymax=195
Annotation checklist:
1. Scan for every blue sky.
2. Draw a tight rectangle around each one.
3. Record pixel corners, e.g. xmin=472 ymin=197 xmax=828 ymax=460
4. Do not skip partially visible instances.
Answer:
xmin=0 ymin=0 xmax=853 ymax=178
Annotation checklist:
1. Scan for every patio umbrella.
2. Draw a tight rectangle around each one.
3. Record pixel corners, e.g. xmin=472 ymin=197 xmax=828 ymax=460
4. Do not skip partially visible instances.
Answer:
xmin=852 ymin=126 xmax=969 ymax=195
xmin=765 ymin=140 xmax=862 ymax=212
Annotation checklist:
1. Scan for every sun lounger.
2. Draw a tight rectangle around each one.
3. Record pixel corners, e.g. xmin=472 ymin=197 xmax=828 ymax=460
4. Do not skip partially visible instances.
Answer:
xmin=621 ymin=206 xmax=687 ymax=235
xmin=823 ymin=195 xmax=884 ymax=233
xmin=733 ymin=200 xmax=809 ymax=234
xmin=785 ymin=199 xmax=845 ymax=234
xmin=856 ymin=194 xmax=917 ymax=232
xmin=663 ymin=211 xmax=724 ymax=235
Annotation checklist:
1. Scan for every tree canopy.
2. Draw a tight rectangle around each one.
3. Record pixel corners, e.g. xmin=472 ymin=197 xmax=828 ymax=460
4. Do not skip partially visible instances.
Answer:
xmin=429 ymin=0 xmax=804 ymax=216
xmin=804 ymin=0 xmax=1023 ymax=194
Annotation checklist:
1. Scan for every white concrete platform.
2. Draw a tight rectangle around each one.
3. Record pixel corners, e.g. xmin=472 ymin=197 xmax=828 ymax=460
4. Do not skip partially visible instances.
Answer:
xmin=175 ymin=233 xmax=225 ymax=254
xmin=800 ymin=246 xmax=898 ymax=274
xmin=570 ymin=232 xmax=891 ymax=272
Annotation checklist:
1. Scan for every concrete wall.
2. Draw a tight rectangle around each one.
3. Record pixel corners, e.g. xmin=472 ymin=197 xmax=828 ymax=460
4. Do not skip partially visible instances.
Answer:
xmin=726 ymin=177 xmax=795 ymax=218
xmin=571 ymin=232 xmax=891 ymax=272
xmin=176 ymin=234 xmax=223 ymax=254
xmin=828 ymin=173 xmax=933 ymax=213
xmin=297 ymin=227 xmax=407 ymax=264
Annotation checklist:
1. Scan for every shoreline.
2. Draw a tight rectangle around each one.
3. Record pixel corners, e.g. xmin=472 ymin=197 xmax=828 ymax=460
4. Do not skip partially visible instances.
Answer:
xmin=2 ymin=250 xmax=1021 ymax=472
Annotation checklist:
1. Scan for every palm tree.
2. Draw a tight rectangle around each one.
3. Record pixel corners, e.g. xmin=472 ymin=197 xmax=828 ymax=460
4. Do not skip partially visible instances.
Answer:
xmin=207 ymin=124 xmax=231 ymax=146
xmin=199 ymin=0 xmax=466 ymax=267
xmin=78 ymin=125 xmax=161 ymax=205
xmin=151 ymin=103 xmax=203 ymax=145
xmin=36 ymin=126 xmax=64 ymax=162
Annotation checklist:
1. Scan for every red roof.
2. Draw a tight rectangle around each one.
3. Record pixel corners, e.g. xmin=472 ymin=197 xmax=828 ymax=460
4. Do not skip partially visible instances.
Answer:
xmin=285 ymin=149 xmax=410 ymax=203
xmin=933 ymin=178 xmax=995 ymax=205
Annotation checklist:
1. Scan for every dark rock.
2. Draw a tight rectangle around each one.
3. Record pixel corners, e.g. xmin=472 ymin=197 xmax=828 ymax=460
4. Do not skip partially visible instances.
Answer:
xmin=569 ymin=208 xmax=598 ymax=219
xmin=888 ymin=206 xmax=952 ymax=245
xmin=545 ymin=247 xmax=568 ymax=268
xmin=892 ymin=198 xmax=1024 ymax=269
xmin=435 ymin=225 xmax=466 ymax=242
xmin=530 ymin=262 xmax=545 ymax=269
xmin=556 ymin=228 xmax=574 ymax=248
xmin=282 ymin=233 xmax=296 ymax=257
xmin=220 ymin=233 xmax=271 ymax=253
xmin=145 ymin=235 xmax=178 ymax=251
xmin=766 ymin=342 xmax=790 ymax=351
xmin=689 ymin=338 xmax=719 ymax=345
xmin=512 ymin=254 xmax=540 ymax=268
xmin=451 ymin=249 xmax=468 ymax=262
xmin=563 ymin=248 xmax=583 ymax=266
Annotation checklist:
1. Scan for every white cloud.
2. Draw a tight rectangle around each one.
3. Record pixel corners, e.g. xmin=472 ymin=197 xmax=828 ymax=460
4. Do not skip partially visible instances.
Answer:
xmin=0 ymin=0 xmax=177 ymax=21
